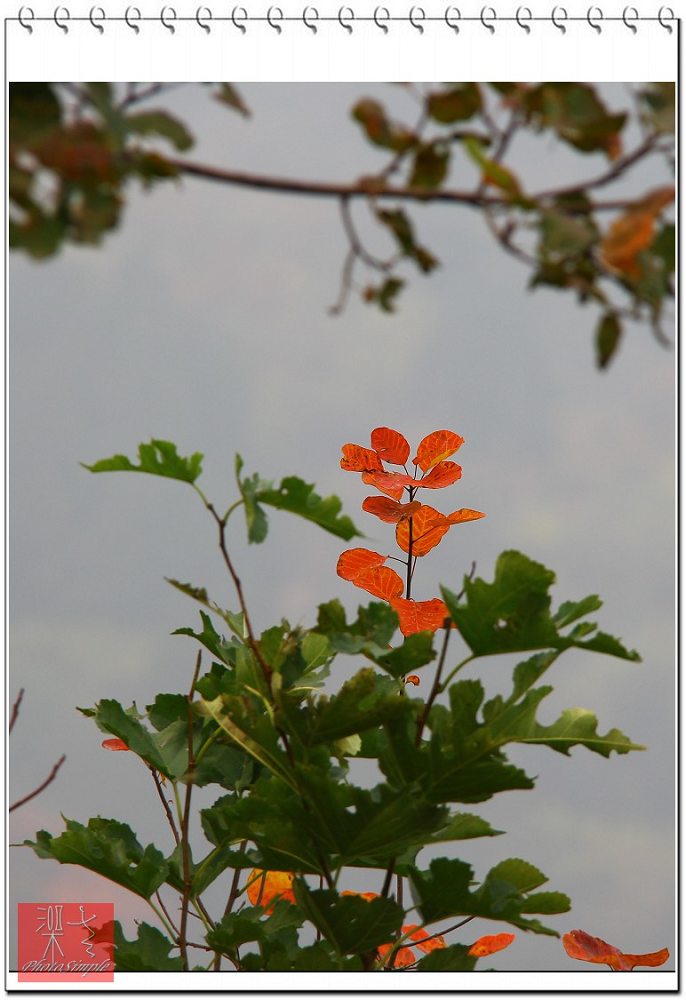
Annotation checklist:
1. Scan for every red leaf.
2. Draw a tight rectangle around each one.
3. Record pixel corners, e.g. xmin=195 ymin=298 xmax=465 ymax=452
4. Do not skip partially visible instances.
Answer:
xmin=361 ymin=470 xmax=413 ymax=501
xmin=341 ymin=443 xmax=384 ymax=472
xmin=405 ymin=674 xmax=421 ymax=686
xmin=396 ymin=504 xmax=451 ymax=556
xmin=469 ymin=932 xmax=516 ymax=957
xmin=337 ymin=548 xmax=387 ymax=582
xmin=362 ymin=496 xmax=421 ymax=523
xmin=448 ymin=508 xmax=486 ymax=524
xmin=562 ymin=929 xmax=669 ymax=971
xmin=377 ymin=942 xmax=416 ymax=968
xmin=420 ymin=461 xmax=463 ymax=489
xmin=102 ymin=738 xmax=129 ymax=751
xmin=355 ymin=565 xmax=404 ymax=601
xmin=371 ymin=426 xmax=411 ymax=465
xmin=413 ymin=430 xmax=464 ymax=472
xmin=390 ymin=597 xmax=450 ymax=636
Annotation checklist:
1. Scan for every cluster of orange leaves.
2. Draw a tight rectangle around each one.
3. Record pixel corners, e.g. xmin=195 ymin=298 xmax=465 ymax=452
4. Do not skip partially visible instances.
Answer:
xmin=337 ymin=428 xmax=484 ymax=637
xmin=245 ymin=869 xmax=515 ymax=968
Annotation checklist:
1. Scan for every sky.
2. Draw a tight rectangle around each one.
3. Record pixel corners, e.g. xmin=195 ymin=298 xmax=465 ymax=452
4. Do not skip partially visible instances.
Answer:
xmin=8 ymin=83 xmax=675 ymax=977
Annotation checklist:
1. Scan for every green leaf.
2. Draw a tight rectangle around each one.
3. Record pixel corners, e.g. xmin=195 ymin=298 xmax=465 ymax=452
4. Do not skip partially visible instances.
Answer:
xmin=207 ymin=900 xmax=302 ymax=955
xmin=517 ymin=706 xmax=644 ymax=757
xmin=83 ymin=698 xmax=172 ymax=776
xmin=256 ymin=476 xmax=362 ymax=541
xmin=213 ymin=83 xmax=250 ymax=117
xmin=425 ymin=812 xmax=504 ymax=844
xmin=114 ymin=921 xmax=183 ymax=971
xmin=409 ymin=142 xmax=450 ymax=191
xmin=363 ymin=276 xmax=405 ymax=313
xmin=351 ymin=99 xmax=415 ymax=152
xmin=9 ymin=83 xmax=62 ymax=145
xmin=292 ymin=883 xmax=403 ymax=954
xmin=410 ymin=856 xmax=567 ymax=935
xmin=26 ymin=818 xmax=168 ymax=899
xmin=552 ymin=595 xmax=602 ymax=628
xmin=464 ymin=137 xmax=522 ymax=197
xmin=124 ymin=110 xmax=194 ymax=150
xmin=191 ymin=844 xmax=254 ymax=896
xmin=299 ymin=668 xmax=411 ymax=745
xmin=376 ymin=208 xmax=439 ymax=273
xmin=596 ymin=312 xmax=622 ymax=369
xmin=442 ymin=550 xmax=640 ymax=661
xmin=427 ymin=84 xmax=482 ymax=123
xmin=372 ymin=631 xmax=436 ymax=679
xmin=523 ymin=83 xmax=627 ymax=156
xmin=415 ymin=943 xmax=477 ymax=971
xmin=316 ymin=598 xmax=398 ymax=657
xmin=539 ymin=208 xmax=597 ymax=260
xmin=82 ymin=439 xmax=203 ymax=483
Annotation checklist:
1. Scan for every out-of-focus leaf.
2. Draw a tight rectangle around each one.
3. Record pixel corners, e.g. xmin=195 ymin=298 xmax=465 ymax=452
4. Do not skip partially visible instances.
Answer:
xmin=595 ymin=312 xmax=622 ymax=369
xmin=376 ymin=208 xmax=438 ymax=273
xmin=409 ymin=142 xmax=450 ymax=190
xmin=124 ymin=110 xmax=194 ymax=150
xmin=427 ymin=84 xmax=482 ymax=123
xmin=464 ymin=137 xmax=522 ymax=196
xmin=522 ymin=83 xmax=626 ymax=157
xmin=214 ymin=83 xmax=250 ymax=117
xmin=351 ymin=98 xmax=415 ymax=152
xmin=363 ymin=276 xmax=405 ymax=313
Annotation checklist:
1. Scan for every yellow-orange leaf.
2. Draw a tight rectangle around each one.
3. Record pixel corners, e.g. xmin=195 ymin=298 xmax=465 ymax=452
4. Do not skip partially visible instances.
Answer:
xmin=341 ymin=443 xmax=384 ymax=472
xmin=102 ymin=738 xmax=129 ymax=751
xmin=469 ymin=932 xmax=516 ymax=958
xmin=562 ymin=929 xmax=669 ymax=971
xmin=337 ymin=548 xmax=387 ymax=582
xmin=448 ymin=508 xmax=486 ymax=524
xmin=355 ymin=565 xmax=404 ymax=601
xmin=371 ymin=426 xmax=410 ymax=465
xmin=413 ymin=430 xmax=464 ymax=472
xmin=246 ymin=869 xmax=295 ymax=911
xmin=361 ymin=470 xmax=411 ymax=501
xmin=362 ymin=496 xmax=421 ymax=523
xmin=390 ymin=597 xmax=450 ymax=636
xmin=420 ymin=461 xmax=463 ymax=489
xmin=396 ymin=504 xmax=450 ymax=556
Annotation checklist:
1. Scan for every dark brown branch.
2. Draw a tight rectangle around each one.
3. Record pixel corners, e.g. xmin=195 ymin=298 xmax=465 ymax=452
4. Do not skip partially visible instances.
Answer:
xmin=167 ymin=152 xmax=657 ymax=214
xmin=10 ymin=755 xmax=66 ymax=813
xmin=9 ymin=688 xmax=24 ymax=733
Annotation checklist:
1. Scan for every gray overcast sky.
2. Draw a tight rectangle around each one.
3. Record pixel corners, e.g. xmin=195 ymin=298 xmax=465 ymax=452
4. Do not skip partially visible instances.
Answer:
xmin=9 ymin=83 xmax=674 ymax=974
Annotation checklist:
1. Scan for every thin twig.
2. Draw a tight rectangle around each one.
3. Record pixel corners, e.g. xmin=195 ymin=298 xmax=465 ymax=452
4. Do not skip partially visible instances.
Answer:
xmin=415 ymin=625 xmax=452 ymax=748
xmin=9 ymin=688 xmax=24 ymax=733
xmin=178 ymin=649 xmax=203 ymax=970
xmin=150 ymin=768 xmax=180 ymax=846
xmin=9 ymin=755 xmax=66 ymax=812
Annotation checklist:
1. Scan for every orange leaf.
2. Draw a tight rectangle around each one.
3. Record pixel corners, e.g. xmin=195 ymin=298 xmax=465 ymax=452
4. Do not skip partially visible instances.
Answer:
xmin=396 ymin=504 xmax=451 ymax=556
xmin=377 ymin=942 xmax=416 ymax=968
xmin=341 ymin=890 xmax=379 ymax=902
xmin=371 ymin=426 xmax=410 ymax=465
xmin=405 ymin=924 xmax=446 ymax=953
xmin=361 ymin=470 xmax=413 ymax=501
xmin=246 ymin=868 xmax=295 ymax=911
xmin=405 ymin=674 xmax=421 ymax=686
xmin=341 ymin=443 xmax=384 ymax=472
xmin=600 ymin=185 xmax=674 ymax=280
xmin=469 ymin=932 xmax=516 ymax=957
xmin=355 ymin=565 xmax=404 ymax=601
xmin=448 ymin=508 xmax=486 ymax=524
xmin=337 ymin=548 xmax=387 ymax=582
xmin=420 ymin=461 xmax=463 ymax=489
xmin=362 ymin=496 xmax=421 ymax=523
xmin=413 ymin=430 xmax=464 ymax=472
xmin=562 ymin=929 xmax=669 ymax=971
xmin=390 ymin=597 xmax=450 ymax=636
xmin=102 ymin=738 xmax=129 ymax=751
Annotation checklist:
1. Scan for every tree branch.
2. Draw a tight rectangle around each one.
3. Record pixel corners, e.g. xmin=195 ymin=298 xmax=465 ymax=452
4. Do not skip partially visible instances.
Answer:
xmin=10 ymin=755 xmax=66 ymax=813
